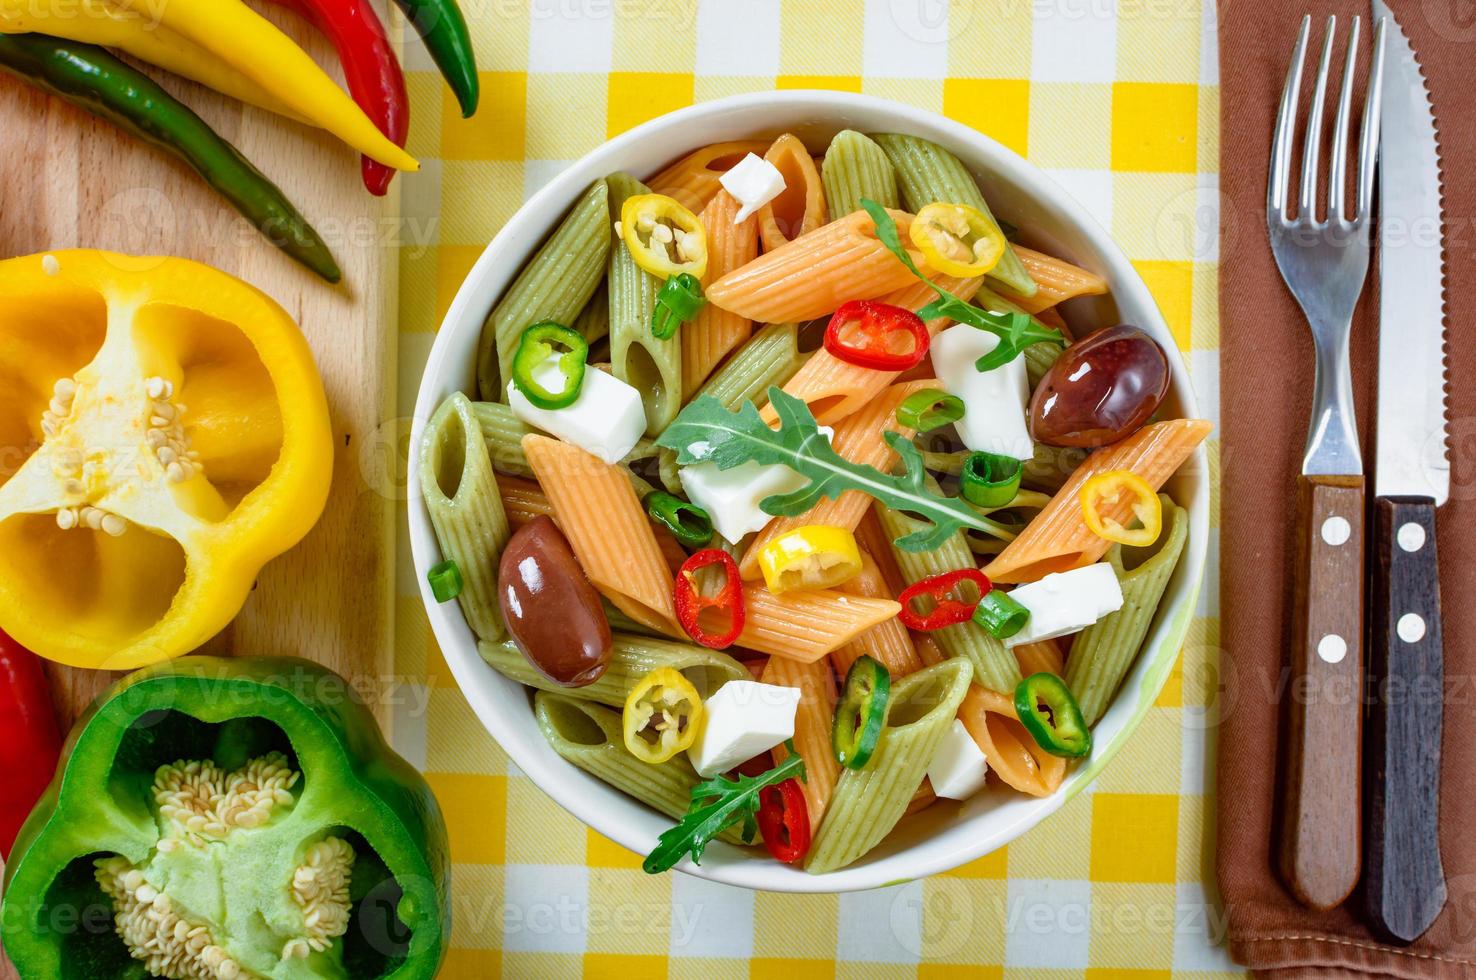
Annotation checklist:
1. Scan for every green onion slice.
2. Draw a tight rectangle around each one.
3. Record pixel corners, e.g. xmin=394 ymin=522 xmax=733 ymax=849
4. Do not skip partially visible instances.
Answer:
xmin=896 ymin=388 xmax=965 ymax=432
xmin=651 ymin=273 xmax=706 ymax=340
xmin=427 ymin=560 xmax=463 ymax=603
xmin=972 ymin=588 xmax=1029 ymax=639
xmin=960 ymin=451 xmax=1023 ymax=508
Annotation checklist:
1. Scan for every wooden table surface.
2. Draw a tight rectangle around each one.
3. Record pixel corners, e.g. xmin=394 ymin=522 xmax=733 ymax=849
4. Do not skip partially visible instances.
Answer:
xmin=0 ymin=13 xmax=400 ymax=972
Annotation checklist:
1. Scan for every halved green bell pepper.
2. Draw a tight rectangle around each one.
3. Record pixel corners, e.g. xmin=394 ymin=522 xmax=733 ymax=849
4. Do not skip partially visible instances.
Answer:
xmin=0 ymin=656 xmax=449 ymax=979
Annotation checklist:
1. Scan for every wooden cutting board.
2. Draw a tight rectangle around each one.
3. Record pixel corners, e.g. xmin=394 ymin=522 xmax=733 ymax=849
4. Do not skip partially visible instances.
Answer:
xmin=0 ymin=20 xmax=398 ymax=731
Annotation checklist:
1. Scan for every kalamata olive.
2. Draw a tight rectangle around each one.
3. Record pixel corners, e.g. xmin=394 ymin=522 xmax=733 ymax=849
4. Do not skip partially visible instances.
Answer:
xmin=1029 ymin=325 xmax=1170 ymax=448
xmin=498 ymin=516 xmax=612 ymax=687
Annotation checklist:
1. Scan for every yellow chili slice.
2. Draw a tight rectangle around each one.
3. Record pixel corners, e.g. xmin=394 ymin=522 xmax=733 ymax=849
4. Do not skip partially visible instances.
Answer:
xmin=1078 ymin=470 xmax=1162 ymax=547
xmin=909 ymin=202 xmax=1006 ymax=278
xmin=756 ymin=525 xmax=863 ymax=594
xmin=622 ymin=667 xmax=703 ymax=764
xmin=619 ymin=193 xmax=708 ymax=280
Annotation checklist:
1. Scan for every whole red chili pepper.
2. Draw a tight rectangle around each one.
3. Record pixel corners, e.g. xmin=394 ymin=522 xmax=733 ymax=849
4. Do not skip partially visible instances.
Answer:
xmin=823 ymin=300 xmax=931 ymax=372
xmin=674 ymin=549 xmax=745 ymax=649
xmin=897 ymin=568 xmax=991 ymax=631
xmin=271 ymin=0 xmax=409 ymax=196
xmin=756 ymin=779 xmax=811 ymax=864
xmin=0 ymin=629 xmax=63 ymax=859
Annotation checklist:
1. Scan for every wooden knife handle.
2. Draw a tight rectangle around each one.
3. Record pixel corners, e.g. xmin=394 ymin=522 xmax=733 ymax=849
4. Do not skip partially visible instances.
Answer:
xmin=1279 ymin=473 xmax=1364 ymax=910
xmin=1365 ymin=496 xmax=1446 ymax=942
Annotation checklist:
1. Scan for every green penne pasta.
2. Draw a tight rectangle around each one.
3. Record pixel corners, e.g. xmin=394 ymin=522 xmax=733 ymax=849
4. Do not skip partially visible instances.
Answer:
xmin=480 ymin=632 xmax=748 ymax=707
xmin=870 ymin=133 xmax=1037 ymax=298
xmin=470 ymin=399 xmax=680 ymax=493
xmin=420 ymin=392 xmax=511 ymax=642
xmin=875 ymin=500 xmax=1021 ymax=693
xmin=574 ymin=281 xmax=610 ymax=344
xmin=534 ymin=693 xmax=747 ymax=845
xmin=1022 ymin=443 xmax=1089 ymax=494
xmin=476 ymin=178 xmax=611 ymax=400
xmin=694 ymin=322 xmax=806 ymax=412
xmin=821 ymin=130 xmax=899 ymax=217
xmin=1065 ymin=496 xmax=1189 ymax=726
xmin=606 ymin=172 xmax=683 ymax=435
xmin=972 ymin=284 xmax=1061 ymax=388
xmin=806 ymin=659 xmax=973 ymax=874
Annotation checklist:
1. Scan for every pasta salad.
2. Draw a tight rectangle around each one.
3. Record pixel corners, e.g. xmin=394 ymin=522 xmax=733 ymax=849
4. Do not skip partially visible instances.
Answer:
xmin=419 ymin=130 xmax=1210 ymax=876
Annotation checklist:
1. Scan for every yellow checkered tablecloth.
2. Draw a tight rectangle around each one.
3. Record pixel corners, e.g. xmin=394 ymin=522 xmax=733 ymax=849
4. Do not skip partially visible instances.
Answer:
xmin=391 ymin=1 xmax=1233 ymax=976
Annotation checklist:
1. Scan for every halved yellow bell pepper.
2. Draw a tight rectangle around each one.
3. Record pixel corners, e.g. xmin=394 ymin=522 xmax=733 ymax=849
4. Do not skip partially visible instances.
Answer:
xmin=0 ymin=250 xmax=333 ymax=670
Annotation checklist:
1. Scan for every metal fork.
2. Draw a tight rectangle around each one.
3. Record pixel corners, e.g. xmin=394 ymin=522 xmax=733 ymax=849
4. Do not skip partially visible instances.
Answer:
xmin=1267 ymin=13 xmax=1386 ymax=913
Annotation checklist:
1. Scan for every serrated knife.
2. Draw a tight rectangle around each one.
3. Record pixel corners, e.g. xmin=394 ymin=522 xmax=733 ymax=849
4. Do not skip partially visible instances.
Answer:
xmin=1366 ymin=0 xmax=1449 ymax=944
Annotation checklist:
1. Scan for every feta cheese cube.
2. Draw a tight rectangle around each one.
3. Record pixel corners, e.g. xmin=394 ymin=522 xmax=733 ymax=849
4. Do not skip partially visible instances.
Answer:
xmin=719 ymin=153 xmax=786 ymax=222
xmin=1003 ymin=562 xmax=1124 ymax=648
xmin=688 ymin=680 xmax=801 ymax=777
xmin=931 ymin=324 xmax=1033 ymax=461
xmin=927 ymin=719 xmax=990 ymax=800
xmin=677 ymin=427 xmax=832 ymax=543
xmin=506 ymin=360 xmax=645 ymax=465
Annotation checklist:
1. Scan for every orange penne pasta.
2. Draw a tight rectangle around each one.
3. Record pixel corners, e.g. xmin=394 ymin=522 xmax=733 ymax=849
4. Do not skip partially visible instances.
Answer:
xmin=497 ymin=473 xmax=553 ymax=528
xmin=831 ymin=551 xmax=924 ymax=678
xmin=758 ymin=273 xmax=982 ymax=426
xmin=958 ymin=685 xmax=1066 ymax=798
xmin=683 ymin=189 xmax=759 ymax=397
xmin=722 ymin=585 xmax=900 ymax=663
xmin=520 ymin=434 xmax=681 ymax=637
xmin=905 ymin=778 xmax=936 ymax=816
xmin=647 ymin=139 xmax=770 ymax=213
xmin=1034 ymin=305 xmax=1072 ymax=340
xmin=741 ymin=382 xmax=929 ymax=580
xmin=854 ymin=509 xmax=908 ymax=599
xmin=706 ymin=209 xmax=926 ymax=324
xmin=757 ymin=134 xmax=826 ymax=252
xmin=1010 ymin=246 xmax=1109 ymax=315
xmin=1014 ymin=638 xmax=1066 ymax=677
xmin=763 ymin=656 xmax=840 ymax=833
xmin=984 ymin=419 xmax=1212 ymax=583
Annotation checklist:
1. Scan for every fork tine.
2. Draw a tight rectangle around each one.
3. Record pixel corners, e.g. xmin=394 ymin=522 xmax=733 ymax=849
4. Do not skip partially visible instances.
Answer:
xmin=1328 ymin=16 xmax=1360 ymax=221
xmin=1269 ymin=14 xmax=1311 ymax=216
xmin=1298 ymin=16 xmax=1337 ymax=218
xmin=1356 ymin=17 xmax=1388 ymax=219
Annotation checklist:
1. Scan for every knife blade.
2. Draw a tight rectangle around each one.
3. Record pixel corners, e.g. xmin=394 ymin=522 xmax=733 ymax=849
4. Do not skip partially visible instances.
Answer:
xmin=1366 ymin=0 xmax=1448 ymax=944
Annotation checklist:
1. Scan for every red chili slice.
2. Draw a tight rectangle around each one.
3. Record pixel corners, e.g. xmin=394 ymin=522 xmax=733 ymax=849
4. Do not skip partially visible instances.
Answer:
xmin=756 ymin=778 xmax=811 ymax=864
xmin=823 ymin=300 xmax=930 ymax=371
xmin=897 ymin=568 xmax=991 ymax=631
xmin=674 ymin=549 xmax=745 ymax=649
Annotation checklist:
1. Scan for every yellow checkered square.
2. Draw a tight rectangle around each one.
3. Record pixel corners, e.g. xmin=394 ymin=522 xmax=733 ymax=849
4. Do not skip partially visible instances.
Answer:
xmin=776 ymin=75 xmax=862 ymax=93
xmin=1192 ymin=261 xmax=1219 ymax=350
xmin=1093 ymin=709 xmax=1184 ymax=796
xmin=441 ymin=72 xmax=528 ymax=161
xmin=585 ymin=953 xmax=669 ymax=978
xmin=403 ymin=71 xmax=445 ymax=160
xmin=922 ymin=966 xmax=1003 ymax=980
xmin=433 ymin=244 xmax=488 ymax=327
xmin=945 ymin=78 xmax=1030 ymax=158
xmin=1111 ymin=83 xmax=1200 ymax=173
xmin=1087 ymin=969 xmax=1174 ymax=980
xmin=1177 ymin=792 xmax=1214 ymax=883
xmin=751 ymin=893 xmax=837 ymax=959
xmin=1086 ymin=882 xmax=1179 ymax=970
xmin=695 ymin=76 xmax=776 ymax=102
xmin=587 ymin=828 xmax=644 ymax=869
xmin=1132 ymin=259 xmax=1195 ymax=351
xmin=1112 ymin=172 xmax=1200 ymax=260
xmin=446 ymin=864 xmax=506 ymax=950
xmin=586 ymin=868 xmax=672 ymax=955
xmin=439 ymin=947 xmax=501 ymax=978
xmin=1180 ymin=618 xmax=1222 ymax=709
xmin=1090 ymin=794 xmax=1180 ymax=883
xmin=426 ymin=687 xmax=510 ymax=774
xmin=503 ymin=951 xmax=582 ymax=978
xmin=863 ymin=78 xmax=944 ymax=114
xmin=920 ymin=877 xmax=1007 ymax=964
xmin=393 ymin=595 xmax=432 ymax=674
xmin=526 ymin=74 xmax=609 ymax=160
xmin=947 ymin=12 xmax=1030 ymax=79
xmin=428 ymin=772 xmax=508 ymax=864
xmin=612 ymin=7 xmax=695 ymax=72
xmin=1009 ymin=790 xmax=1093 ymax=879
xmin=507 ymin=776 xmax=587 ymax=864
xmin=750 ymin=959 xmax=835 ymax=980
xmin=1157 ymin=649 xmax=1185 ymax=709
xmin=668 ymin=959 xmax=748 ymax=980
xmin=779 ymin=1 xmax=864 ymax=76
xmin=945 ymin=845 xmax=1008 ymax=879
xmin=1116 ymin=2 xmax=1200 ymax=84
xmin=438 ymin=160 xmax=524 ymax=245
xmin=1027 ymin=83 xmax=1112 ymax=170
xmin=607 ymin=73 xmax=696 ymax=137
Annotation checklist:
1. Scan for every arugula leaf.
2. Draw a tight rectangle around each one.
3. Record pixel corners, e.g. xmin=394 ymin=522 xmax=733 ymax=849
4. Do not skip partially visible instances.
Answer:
xmin=860 ymin=198 xmax=1065 ymax=370
xmin=656 ymin=388 xmax=1003 ymax=553
xmin=643 ymin=752 xmax=806 ymax=874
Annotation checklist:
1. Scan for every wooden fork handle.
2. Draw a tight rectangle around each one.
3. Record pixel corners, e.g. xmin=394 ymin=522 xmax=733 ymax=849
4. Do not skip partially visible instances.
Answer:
xmin=1279 ymin=473 xmax=1364 ymax=910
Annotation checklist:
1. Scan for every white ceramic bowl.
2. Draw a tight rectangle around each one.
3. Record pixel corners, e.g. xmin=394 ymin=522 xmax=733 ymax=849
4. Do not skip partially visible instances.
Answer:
xmin=410 ymin=91 xmax=1207 ymax=893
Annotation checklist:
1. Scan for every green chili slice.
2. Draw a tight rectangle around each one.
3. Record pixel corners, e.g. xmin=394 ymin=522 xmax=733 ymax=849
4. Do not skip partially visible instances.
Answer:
xmin=972 ymin=589 xmax=1029 ymax=638
xmin=960 ymin=451 xmax=1023 ymax=508
xmin=651 ymin=272 xmax=706 ymax=340
xmin=511 ymin=322 xmax=588 ymax=410
xmin=896 ymin=389 xmax=965 ymax=432
xmin=427 ymin=560 xmax=463 ymax=603
xmin=832 ymin=656 xmax=891 ymax=769
xmin=644 ymin=491 xmax=714 ymax=548
xmin=1014 ymin=672 xmax=1092 ymax=758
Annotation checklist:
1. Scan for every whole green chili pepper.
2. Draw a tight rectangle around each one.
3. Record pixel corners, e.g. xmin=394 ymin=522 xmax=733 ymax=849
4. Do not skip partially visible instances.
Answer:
xmin=390 ymin=0 xmax=480 ymax=117
xmin=0 ymin=34 xmax=341 ymax=282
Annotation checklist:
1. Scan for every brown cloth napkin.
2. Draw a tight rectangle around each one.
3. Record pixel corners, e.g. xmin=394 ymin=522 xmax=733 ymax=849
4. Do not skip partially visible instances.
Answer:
xmin=1218 ymin=1 xmax=1476 ymax=977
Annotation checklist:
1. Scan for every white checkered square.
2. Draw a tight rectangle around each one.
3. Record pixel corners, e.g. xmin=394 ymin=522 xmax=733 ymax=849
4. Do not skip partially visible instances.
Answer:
xmin=1002 ymin=878 xmax=1094 ymax=970
xmin=1030 ymin=0 xmax=1119 ymax=83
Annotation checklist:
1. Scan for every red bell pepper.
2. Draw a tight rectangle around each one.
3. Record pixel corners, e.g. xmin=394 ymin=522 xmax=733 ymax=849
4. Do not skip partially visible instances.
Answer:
xmin=271 ymin=0 xmax=409 ymax=195
xmin=756 ymin=778 xmax=811 ymax=864
xmin=897 ymin=568 xmax=991 ymax=631
xmin=0 ymin=629 xmax=62 ymax=859
xmin=823 ymin=300 xmax=930 ymax=371
xmin=674 ymin=549 xmax=745 ymax=649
